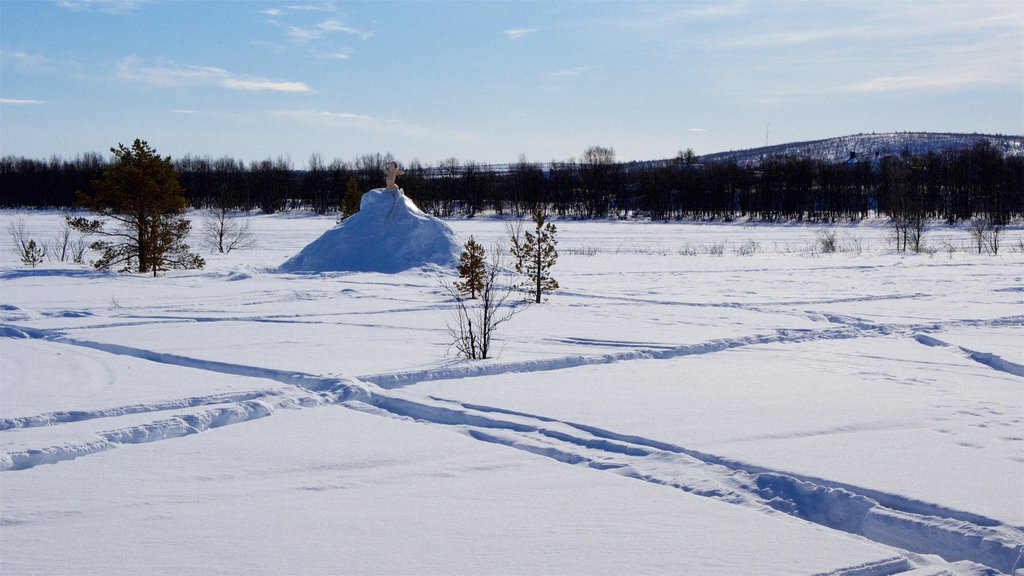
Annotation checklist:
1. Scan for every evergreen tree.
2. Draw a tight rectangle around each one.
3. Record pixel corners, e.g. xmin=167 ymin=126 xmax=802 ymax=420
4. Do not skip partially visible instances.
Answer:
xmin=455 ymin=236 xmax=486 ymax=299
xmin=68 ymin=139 xmax=204 ymax=275
xmin=20 ymin=239 xmax=45 ymax=267
xmin=510 ymin=210 xmax=558 ymax=303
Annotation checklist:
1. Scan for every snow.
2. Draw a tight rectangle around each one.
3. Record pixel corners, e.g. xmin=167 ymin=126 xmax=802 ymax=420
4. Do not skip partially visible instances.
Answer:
xmin=1 ymin=209 xmax=1022 ymax=575
xmin=277 ymin=188 xmax=460 ymax=273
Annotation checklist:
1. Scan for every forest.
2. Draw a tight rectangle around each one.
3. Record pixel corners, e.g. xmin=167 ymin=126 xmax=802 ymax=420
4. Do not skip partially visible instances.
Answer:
xmin=1 ymin=140 xmax=1021 ymax=224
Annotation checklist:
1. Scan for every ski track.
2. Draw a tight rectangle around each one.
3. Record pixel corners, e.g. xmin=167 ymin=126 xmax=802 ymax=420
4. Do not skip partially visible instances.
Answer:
xmin=0 ymin=389 xmax=283 ymax=430
xmin=914 ymin=334 xmax=1024 ymax=378
xmin=2 ymin=315 xmax=1023 ymax=573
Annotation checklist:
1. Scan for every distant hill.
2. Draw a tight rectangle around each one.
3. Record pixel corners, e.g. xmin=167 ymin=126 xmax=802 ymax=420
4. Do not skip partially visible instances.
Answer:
xmin=696 ymin=132 xmax=1024 ymax=166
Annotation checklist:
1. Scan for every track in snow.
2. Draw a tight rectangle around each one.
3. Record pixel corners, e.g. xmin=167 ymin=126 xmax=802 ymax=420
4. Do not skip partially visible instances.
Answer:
xmin=2 ymin=315 xmax=1022 ymax=573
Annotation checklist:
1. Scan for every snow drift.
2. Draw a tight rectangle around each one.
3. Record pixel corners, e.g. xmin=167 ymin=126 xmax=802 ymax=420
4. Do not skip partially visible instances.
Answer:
xmin=278 ymin=188 xmax=460 ymax=273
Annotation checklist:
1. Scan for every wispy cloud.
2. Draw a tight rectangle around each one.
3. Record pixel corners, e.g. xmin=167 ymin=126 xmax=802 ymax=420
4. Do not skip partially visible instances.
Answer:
xmin=222 ymin=78 xmax=312 ymax=93
xmin=321 ymin=50 xmax=351 ymax=60
xmin=55 ymin=0 xmax=151 ymax=14
xmin=288 ymin=19 xmax=371 ymax=41
xmin=505 ymin=28 xmax=538 ymax=40
xmin=1 ymin=50 xmax=60 ymax=73
xmin=547 ymin=66 xmax=593 ymax=77
xmin=846 ymin=70 xmax=998 ymax=93
xmin=117 ymin=57 xmax=229 ymax=86
xmin=688 ymin=127 xmax=707 ymax=133
xmin=117 ymin=57 xmax=312 ymax=93
xmin=684 ymin=2 xmax=747 ymax=19
xmin=272 ymin=109 xmax=471 ymax=142
xmin=285 ymin=3 xmax=337 ymax=12
xmin=0 ymin=98 xmax=46 ymax=105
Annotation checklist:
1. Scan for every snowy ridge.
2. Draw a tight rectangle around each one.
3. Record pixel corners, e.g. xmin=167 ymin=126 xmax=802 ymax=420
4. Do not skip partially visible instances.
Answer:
xmin=696 ymin=132 xmax=1024 ymax=166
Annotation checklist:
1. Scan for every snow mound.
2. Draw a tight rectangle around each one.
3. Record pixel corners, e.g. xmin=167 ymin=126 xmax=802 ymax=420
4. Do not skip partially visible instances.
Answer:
xmin=278 ymin=188 xmax=460 ymax=273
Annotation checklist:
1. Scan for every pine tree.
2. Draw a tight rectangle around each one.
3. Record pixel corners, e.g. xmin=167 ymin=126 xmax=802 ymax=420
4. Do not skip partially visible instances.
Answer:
xmin=21 ymin=239 xmax=45 ymax=267
xmin=68 ymin=139 xmax=204 ymax=275
xmin=456 ymin=236 xmax=486 ymax=299
xmin=510 ymin=210 xmax=558 ymax=303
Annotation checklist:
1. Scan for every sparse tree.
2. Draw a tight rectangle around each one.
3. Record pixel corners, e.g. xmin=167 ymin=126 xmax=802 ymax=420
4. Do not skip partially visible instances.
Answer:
xmin=444 ymin=248 xmax=526 ymax=360
xmin=510 ymin=210 xmax=559 ymax=303
xmin=969 ymin=218 xmax=989 ymax=254
xmin=67 ymin=139 xmax=204 ymax=275
xmin=988 ymin=224 xmax=1002 ymax=255
xmin=202 ymin=184 xmax=255 ymax=254
xmin=202 ymin=207 xmax=255 ymax=254
xmin=969 ymin=218 xmax=1002 ymax=255
xmin=455 ymin=236 xmax=486 ymax=299
xmin=48 ymin=218 xmax=87 ymax=263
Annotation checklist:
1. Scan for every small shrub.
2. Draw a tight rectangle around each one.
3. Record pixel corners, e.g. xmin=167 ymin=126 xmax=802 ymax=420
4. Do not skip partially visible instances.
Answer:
xmin=817 ymin=230 xmax=838 ymax=253
xmin=734 ymin=239 xmax=760 ymax=256
xmin=8 ymin=219 xmax=46 ymax=268
xmin=443 ymin=248 xmax=526 ymax=360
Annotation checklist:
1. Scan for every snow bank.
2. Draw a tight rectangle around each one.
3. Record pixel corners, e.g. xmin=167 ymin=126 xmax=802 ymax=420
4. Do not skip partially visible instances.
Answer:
xmin=277 ymin=188 xmax=460 ymax=273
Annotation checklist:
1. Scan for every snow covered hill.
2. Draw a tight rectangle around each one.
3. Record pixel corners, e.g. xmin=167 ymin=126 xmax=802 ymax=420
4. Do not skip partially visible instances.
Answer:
xmin=278 ymin=188 xmax=460 ymax=273
xmin=697 ymin=132 xmax=1024 ymax=166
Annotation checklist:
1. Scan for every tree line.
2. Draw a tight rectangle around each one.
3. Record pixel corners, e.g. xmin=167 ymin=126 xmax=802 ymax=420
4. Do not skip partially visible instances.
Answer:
xmin=2 ymin=142 xmax=1021 ymax=223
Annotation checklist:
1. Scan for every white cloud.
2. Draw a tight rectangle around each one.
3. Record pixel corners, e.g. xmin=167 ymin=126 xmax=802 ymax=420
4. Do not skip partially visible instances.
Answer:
xmin=117 ymin=57 xmax=312 ymax=93
xmin=688 ymin=128 xmax=707 ymax=133
xmin=117 ymin=57 xmax=228 ymax=86
xmin=288 ymin=19 xmax=372 ymax=41
xmin=546 ymin=66 xmax=592 ymax=77
xmin=55 ymin=0 xmax=151 ymax=14
xmin=0 ymin=98 xmax=46 ymax=105
xmin=321 ymin=50 xmax=351 ymax=60
xmin=846 ymin=71 xmax=992 ymax=93
xmin=260 ymin=8 xmax=282 ymax=16
xmin=222 ymin=78 xmax=312 ymax=92
xmin=1 ymin=50 xmax=60 ymax=72
xmin=285 ymin=3 xmax=337 ymax=12
xmin=504 ymin=28 xmax=538 ymax=40
xmin=272 ymin=109 xmax=456 ymax=141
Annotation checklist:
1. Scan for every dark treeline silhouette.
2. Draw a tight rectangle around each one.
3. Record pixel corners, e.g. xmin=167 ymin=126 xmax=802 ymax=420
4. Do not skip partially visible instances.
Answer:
xmin=2 ymin=142 xmax=1021 ymax=224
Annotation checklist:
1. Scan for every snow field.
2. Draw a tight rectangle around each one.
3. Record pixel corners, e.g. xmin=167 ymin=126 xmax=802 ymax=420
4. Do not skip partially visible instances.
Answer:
xmin=1 ymin=210 xmax=1022 ymax=574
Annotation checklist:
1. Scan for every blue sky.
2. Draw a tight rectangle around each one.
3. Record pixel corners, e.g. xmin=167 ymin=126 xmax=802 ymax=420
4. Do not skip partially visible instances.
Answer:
xmin=1 ymin=0 xmax=1021 ymax=167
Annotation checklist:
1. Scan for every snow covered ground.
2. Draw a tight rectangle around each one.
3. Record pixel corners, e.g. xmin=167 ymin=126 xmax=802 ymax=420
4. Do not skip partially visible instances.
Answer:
xmin=1 ymin=209 xmax=1022 ymax=575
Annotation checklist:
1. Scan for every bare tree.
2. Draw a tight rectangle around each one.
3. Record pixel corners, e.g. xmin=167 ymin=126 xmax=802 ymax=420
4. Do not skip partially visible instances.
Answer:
xmin=48 ymin=218 xmax=87 ymax=263
xmin=202 ymin=205 xmax=255 ymax=254
xmin=970 ymin=218 xmax=1002 ymax=255
xmin=443 ymin=248 xmax=527 ymax=360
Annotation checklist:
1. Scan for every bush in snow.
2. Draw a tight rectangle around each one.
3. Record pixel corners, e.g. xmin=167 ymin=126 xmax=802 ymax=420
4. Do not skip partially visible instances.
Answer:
xmin=443 ymin=247 xmax=526 ymax=360
xmin=7 ymin=218 xmax=46 ymax=267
